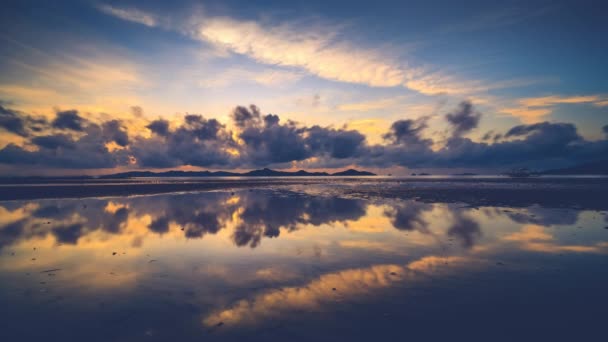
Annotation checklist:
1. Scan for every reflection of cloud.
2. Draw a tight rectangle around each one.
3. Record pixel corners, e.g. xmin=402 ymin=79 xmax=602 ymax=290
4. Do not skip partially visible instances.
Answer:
xmin=407 ymin=255 xmax=468 ymax=272
xmin=202 ymin=255 xmax=472 ymax=327
xmin=231 ymin=192 xmax=366 ymax=248
xmin=504 ymin=224 xmax=552 ymax=242
xmin=384 ymin=201 xmax=432 ymax=233
xmin=255 ymin=267 xmax=300 ymax=282
xmin=504 ymin=224 xmax=608 ymax=254
xmin=503 ymin=207 xmax=579 ymax=227
xmin=447 ymin=211 xmax=481 ymax=249
xmin=338 ymin=240 xmax=397 ymax=252
xmin=0 ymin=190 xmax=367 ymax=250
xmin=202 ymin=264 xmax=405 ymax=327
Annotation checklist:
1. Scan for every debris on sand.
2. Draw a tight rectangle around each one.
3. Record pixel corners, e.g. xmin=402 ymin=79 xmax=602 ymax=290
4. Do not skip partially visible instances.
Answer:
xmin=112 ymin=252 xmax=117 ymax=255
xmin=207 ymin=321 xmax=225 ymax=333
xmin=332 ymin=287 xmax=337 ymax=291
xmin=31 ymin=258 xmax=36 ymax=261
xmin=41 ymin=268 xmax=61 ymax=273
xmin=148 ymin=259 xmax=157 ymax=263
xmin=389 ymin=272 xmax=398 ymax=276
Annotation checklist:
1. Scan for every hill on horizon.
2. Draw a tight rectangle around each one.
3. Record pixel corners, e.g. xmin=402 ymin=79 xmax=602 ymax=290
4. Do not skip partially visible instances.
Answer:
xmin=98 ymin=168 xmax=377 ymax=179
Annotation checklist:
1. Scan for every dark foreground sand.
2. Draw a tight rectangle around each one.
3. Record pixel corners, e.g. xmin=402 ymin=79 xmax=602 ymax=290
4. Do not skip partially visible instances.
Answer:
xmin=1 ymin=176 xmax=607 ymax=210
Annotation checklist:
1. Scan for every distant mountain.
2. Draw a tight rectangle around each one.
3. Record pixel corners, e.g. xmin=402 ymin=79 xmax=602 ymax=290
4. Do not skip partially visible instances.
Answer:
xmin=331 ymin=169 xmax=376 ymax=176
xmin=243 ymin=168 xmax=330 ymax=177
xmin=98 ymin=168 xmax=375 ymax=179
xmin=99 ymin=170 xmax=241 ymax=179
xmin=541 ymin=160 xmax=608 ymax=175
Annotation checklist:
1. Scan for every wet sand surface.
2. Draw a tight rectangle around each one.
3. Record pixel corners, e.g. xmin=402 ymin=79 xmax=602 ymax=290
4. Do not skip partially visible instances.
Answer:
xmin=1 ymin=178 xmax=607 ymax=341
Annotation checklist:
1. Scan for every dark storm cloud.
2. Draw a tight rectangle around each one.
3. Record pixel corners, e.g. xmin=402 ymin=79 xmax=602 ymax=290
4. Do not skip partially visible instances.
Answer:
xmin=445 ymin=101 xmax=481 ymax=137
xmin=234 ymin=105 xmax=309 ymax=165
xmin=0 ymin=109 xmax=131 ymax=168
xmin=102 ymin=120 xmax=129 ymax=146
xmin=134 ymin=113 xmax=236 ymax=168
xmin=0 ymin=105 xmax=27 ymax=136
xmin=52 ymin=110 xmax=86 ymax=131
xmin=146 ymin=119 xmax=170 ymax=136
xmin=232 ymin=105 xmax=369 ymax=166
xmin=1 ymin=101 xmax=608 ymax=171
xmin=305 ymin=126 xmax=366 ymax=158
xmin=232 ymin=104 xmax=261 ymax=128
xmin=383 ymin=118 xmax=431 ymax=147
xmin=31 ymin=134 xmax=76 ymax=149
xmin=0 ymin=104 xmax=47 ymax=137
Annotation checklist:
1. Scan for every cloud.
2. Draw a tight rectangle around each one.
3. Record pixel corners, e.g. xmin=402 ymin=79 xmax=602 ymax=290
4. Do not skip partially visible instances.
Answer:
xmin=31 ymin=134 xmax=76 ymax=150
xmin=383 ymin=117 xmax=431 ymax=147
xmin=445 ymin=101 xmax=481 ymax=137
xmin=133 ymin=113 xmax=236 ymax=168
xmin=501 ymin=95 xmax=608 ymax=123
xmin=337 ymin=97 xmax=405 ymax=112
xmin=0 ymin=109 xmax=132 ymax=168
xmin=198 ymin=67 xmax=303 ymax=88
xmin=97 ymin=4 xmax=158 ymax=27
xmin=1 ymin=101 xmax=608 ymax=172
xmin=0 ymin=104 xmax=47 ymax=137
xmin=52 ymin=110 xmax=86 ymax=131
xmin=146 ymin=119 xmax=170 ymax=137
xmin=97 ymin=4 xmax=514 ymax=97
xmin=102 ymin=120 xmax=129 ymax=147
xmin=194 ymin=17 xmax=406 ymax=88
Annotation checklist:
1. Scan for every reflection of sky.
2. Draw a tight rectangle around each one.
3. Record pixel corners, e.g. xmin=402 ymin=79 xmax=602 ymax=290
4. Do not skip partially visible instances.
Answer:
xmin=1 ymin=187 xmax=608 ymax=340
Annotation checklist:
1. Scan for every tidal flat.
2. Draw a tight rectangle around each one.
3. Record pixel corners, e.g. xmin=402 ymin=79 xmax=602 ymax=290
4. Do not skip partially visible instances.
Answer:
xmin=1 ymin=177 xmax=607 ymax=341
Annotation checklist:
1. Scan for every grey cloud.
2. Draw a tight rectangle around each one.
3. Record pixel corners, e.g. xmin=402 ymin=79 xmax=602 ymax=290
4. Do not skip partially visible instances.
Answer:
xmin=102 ymin=120 xmax=129 ymax=147
xmin=146 ymin=119 xmax=170 ymax=136
xmin=0 ymin=105 xmax=47 ymax=137
xmin=1 ymin=101 xmax=608 ymax=172
xmin=52 ymin=110 xmax=86 ymax=131
xmin=445 ymin=101 xmax=481 ymax=137
xmin=31 ymin=134 xmax=76 ymax=149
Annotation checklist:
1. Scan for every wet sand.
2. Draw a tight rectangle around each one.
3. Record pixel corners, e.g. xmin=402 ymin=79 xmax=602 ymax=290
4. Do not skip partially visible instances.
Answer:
xmin=2 ymin=177 xmax=607 ymax=210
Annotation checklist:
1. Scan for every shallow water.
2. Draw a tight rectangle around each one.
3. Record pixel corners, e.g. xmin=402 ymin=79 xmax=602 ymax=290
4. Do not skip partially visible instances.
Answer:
xmin=1 ymin=182 xmax=607 ymax=341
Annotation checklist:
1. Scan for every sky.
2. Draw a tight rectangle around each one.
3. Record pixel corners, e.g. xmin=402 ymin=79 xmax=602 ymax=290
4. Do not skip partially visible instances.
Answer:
xmin=0 ymin=0 xmax=607 ymax=175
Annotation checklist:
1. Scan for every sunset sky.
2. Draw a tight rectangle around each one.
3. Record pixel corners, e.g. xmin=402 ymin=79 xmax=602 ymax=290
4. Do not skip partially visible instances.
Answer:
xmin=1 ymin=0 xmax=607 ymax=175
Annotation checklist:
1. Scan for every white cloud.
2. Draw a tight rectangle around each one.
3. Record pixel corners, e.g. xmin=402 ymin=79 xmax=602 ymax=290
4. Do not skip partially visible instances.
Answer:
xmin=97 ymin=4 xmax=158 ymax=27
xmin=96 ymin=4 xmax=504 ymax=96
xmin=500 ymin=94 xmax=608 ymax=123
xmin=199 ymin=67 xmax=303 ymax=88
